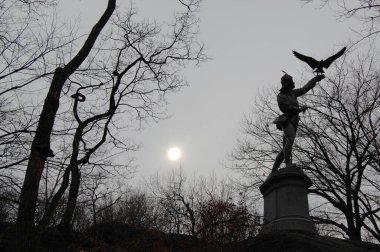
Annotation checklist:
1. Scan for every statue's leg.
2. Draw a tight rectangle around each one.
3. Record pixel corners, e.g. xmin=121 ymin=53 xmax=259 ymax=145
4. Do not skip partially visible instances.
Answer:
xmin=271 ymin=150 xmax=284 ymax=173
xmin=292 ymin=122 xmax=298 ymax=164
xmin=283 ymin=122 xmax=295 ymax=166
xmin=271 ymin=136 xmax=286 ymax=173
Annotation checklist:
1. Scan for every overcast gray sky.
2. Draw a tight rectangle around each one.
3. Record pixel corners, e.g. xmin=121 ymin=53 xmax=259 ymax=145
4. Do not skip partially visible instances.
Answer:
xmin=58 ymin=0 xmax=359 ymax=181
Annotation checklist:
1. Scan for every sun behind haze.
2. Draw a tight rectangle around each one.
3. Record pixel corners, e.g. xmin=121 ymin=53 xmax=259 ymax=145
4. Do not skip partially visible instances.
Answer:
xmin=167 ymin=147 xmax=181 ymax=161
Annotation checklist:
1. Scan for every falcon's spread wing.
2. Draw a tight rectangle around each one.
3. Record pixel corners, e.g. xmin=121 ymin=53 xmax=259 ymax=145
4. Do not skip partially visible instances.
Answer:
xmin=322 ymin=47 xmax=346 ymax=69
xmin=292 ymin=51 xmax=319 ymax=69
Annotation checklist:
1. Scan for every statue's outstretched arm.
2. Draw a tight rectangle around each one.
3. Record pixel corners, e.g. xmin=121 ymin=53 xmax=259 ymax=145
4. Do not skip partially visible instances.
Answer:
xmin=293 ymin=75 xmax=324 ymax=97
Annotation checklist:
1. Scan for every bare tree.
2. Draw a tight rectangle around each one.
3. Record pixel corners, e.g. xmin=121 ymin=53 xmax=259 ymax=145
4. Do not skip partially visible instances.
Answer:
xmin=15 ymin=0 xmax=117 ymax=250
xmin=0 ymin=0 xmax=73 ymax=203
xmin=114 ymin=191 xmax=154 ymax=228
xmin=310 ymin=0 xmax=380 ymax=44
xmin=46 ymin=0 xmax=204 ymax=233
xmin=231 ymin=51 xmax=380 ymax=242
xmin=148 ymin=168 xmax=198 ymax=235
xmin=148 ymin=168 xmax=261 ymax=241
xmin=10 ymin=0 xmax=205 ymax=249
xmin=298 ymin=53 xmax=380 ymax=242
xmin=79 ymin=172 xmax=121 ymax=226
xmin=197 ymin=197 xmax=258 ymax=244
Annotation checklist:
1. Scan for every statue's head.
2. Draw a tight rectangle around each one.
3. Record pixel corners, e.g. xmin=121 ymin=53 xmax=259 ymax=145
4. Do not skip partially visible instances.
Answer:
xmin=280 ymin=71 xmax=295 ymax=92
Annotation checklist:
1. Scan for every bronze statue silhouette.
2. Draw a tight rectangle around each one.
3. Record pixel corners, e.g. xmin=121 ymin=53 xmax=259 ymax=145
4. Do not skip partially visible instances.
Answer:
xmin=293 ymin=47 xmax=346 ymax=75
xmin=272 ymin=72 xmax=325 ymax=173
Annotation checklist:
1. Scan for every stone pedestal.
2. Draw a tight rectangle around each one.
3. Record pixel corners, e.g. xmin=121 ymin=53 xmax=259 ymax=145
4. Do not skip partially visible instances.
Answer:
xmin=259 ymin=165 xmax=316 ymax=234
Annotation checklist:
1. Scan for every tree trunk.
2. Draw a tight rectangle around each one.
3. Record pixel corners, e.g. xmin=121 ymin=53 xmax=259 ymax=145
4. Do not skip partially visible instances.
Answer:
xmin=92 ymin=200 xmax=97 ymax=226
xmin=15 ymin=1 xmax=116 ymax=250
xmin=58 ymin=165 xmax=80 ymax=233
xmin=39 ymin=166 xmax=71 ymax=227
xmin=348 ymin=228 xmax=362 ymax=241
xmin=15 ymin=69 xmax=67 ymax=250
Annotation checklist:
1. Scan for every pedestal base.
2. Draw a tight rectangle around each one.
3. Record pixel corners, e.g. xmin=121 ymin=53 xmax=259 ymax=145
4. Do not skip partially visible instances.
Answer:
xmin=259 ymin=165 xmax=316 ymax=234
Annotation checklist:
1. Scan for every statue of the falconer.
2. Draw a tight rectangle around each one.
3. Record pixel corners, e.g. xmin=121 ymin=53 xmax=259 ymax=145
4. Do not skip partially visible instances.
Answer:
xmin=271 ymin=72 xmax=324 ymax=173
xmin=271 ymin=47 xmax=346 ymax=173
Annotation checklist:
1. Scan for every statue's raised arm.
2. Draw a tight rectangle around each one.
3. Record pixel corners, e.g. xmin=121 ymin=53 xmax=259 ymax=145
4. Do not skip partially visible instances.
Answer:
xmin=293 ymin=75 xmax=325 ymax=97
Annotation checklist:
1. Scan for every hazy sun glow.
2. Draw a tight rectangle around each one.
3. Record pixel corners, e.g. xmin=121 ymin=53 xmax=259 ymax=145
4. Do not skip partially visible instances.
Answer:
xmin=168 ymin=147 xmax=181 ymax=161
